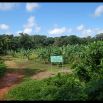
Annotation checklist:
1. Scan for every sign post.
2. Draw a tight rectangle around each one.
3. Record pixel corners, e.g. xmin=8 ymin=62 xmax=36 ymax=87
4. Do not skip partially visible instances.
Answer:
xmin=62 ymin=61 xmax=63 ymax=72
xmin=50 ymin=56 xmax=63 ymax=72
xmin=51 ymin=62 xmax=52 ymax=72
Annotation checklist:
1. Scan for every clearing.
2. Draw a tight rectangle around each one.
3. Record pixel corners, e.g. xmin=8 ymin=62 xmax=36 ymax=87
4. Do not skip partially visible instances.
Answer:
xmin=0 ymin=56 xmax=72 ymax=100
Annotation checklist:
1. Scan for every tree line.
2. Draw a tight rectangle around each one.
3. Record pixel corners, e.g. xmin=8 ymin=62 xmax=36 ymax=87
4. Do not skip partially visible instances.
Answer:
xmin=0 ymin=32 xmax=103 ymax=54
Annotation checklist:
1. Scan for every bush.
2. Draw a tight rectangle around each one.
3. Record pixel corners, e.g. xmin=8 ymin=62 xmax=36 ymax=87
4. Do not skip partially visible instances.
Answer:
xmin=72 ymin=41 xmax=103 ymax=82
xmin=85 ymin=78 xmax=103 ymax=101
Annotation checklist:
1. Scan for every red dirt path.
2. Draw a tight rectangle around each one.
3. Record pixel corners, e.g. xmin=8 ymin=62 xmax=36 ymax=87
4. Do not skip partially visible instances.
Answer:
xmin=0 ymin=73 xmax=24 ymax=100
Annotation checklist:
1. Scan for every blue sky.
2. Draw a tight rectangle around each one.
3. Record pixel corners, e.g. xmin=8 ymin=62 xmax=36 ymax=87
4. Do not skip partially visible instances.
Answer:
xmin=0 ymin=2 xmax=103 ymax=37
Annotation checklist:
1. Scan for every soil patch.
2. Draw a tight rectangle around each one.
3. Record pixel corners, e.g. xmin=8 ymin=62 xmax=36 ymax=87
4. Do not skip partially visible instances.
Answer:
xmin=0 ymin=73 xmax=24 ymax=100
xmin=4 ymin=61 xmax=18 ymax=68
xmin=31 ymin=68 xmax=72 ymax=80
xmin=31 ymin=71 xmax=55 ymax=80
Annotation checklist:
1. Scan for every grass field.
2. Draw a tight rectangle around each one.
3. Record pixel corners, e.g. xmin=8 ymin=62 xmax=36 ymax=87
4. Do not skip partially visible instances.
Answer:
xmin=3 ymin=55 xmax=72 ymax=74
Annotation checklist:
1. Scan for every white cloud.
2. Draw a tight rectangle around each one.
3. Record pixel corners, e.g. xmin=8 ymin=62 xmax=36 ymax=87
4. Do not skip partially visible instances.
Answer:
xmin=76 ymin=24 xmax=103 ymax=37
xmin=24 ymin=28 xmax=32 ymax=34
xmin=82 ymin=29 xmax=93 ymax=37
xmin=0 ymin=24 xmax=9 ymax=30
xmin=77 ymin=24 xmax=94 ymax=37
xmin=48 ymin=27 xmax=72 ymax=37
xmin=16 ymin=30 xmax=23 ymax=35
xmin=0 ymin=3 xmax=18 ymax=11
xmin=77 ymin=24 xmax=85 ymax=31
xmin=34 ymin=25 xmax=41 ymax=32
xmin=23 ymin=16 xmax=35 ymax=28
xmin=49 ymin=27 xmax=69 ymax=35
xmin=49 ymin=27 xmax=65 ymax=35
xmin=97 ymin=30 xmax=103 ymax=34
xmin=94 ymin=5 xmax=103 ymax=17
xmin=23 ymin=16 xmax=41 ymax=34
xmin=94 ymin=28 xmax=103 ymax=34
xmin=71 ymin=23 xmax=103 ymax=37
xmin=26 ymin=3 xmax=39 ymax=12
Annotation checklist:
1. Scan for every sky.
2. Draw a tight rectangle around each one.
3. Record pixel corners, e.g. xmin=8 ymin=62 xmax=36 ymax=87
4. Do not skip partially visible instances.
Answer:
xmin=0 ymin=2 xmax=103 ymax=37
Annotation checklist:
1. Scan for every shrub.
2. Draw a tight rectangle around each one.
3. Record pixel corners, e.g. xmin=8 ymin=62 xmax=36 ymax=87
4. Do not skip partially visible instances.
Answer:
xmin=85 ymin=78 xmax=103 ymax=101
xmin=72 ymin=41 xmax=103 ymax=82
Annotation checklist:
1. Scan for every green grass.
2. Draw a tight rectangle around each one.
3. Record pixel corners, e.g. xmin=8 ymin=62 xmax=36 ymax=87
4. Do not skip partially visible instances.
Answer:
xmin=5 ymin=73 xmax=87 ymax=101
xmin=10 ymin=56 xmax=71 ymax=73
xmin=3 ymin=55 xmax=72 ymax=78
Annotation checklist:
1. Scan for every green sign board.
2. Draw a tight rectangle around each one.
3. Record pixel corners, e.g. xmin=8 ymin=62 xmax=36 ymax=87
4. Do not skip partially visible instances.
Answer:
xmin=50 ymin=56 xmax=63 ymax=63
